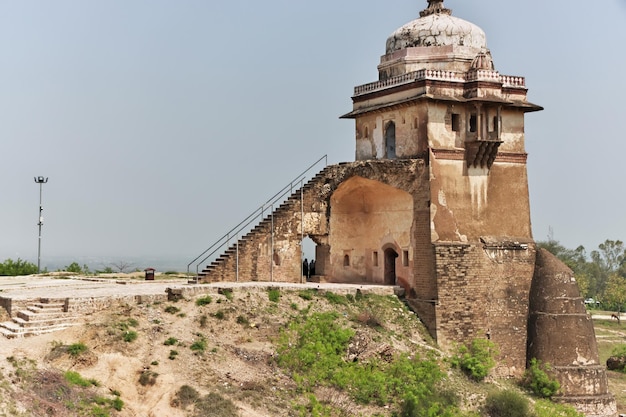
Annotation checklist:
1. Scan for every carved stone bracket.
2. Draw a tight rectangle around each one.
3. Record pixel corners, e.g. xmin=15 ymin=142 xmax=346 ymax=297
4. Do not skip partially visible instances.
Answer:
xmin=465 ymin=139 xmax=503 ymax=169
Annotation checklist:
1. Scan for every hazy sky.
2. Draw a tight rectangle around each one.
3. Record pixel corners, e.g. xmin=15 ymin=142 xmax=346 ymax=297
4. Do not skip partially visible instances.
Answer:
xmin=1 ymin=1 xmax=625 ymax=270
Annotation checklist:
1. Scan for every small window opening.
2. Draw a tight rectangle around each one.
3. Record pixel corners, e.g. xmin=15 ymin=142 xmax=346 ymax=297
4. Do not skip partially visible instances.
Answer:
xmin=403 ymin=250 xmax=409 ymax=267
xmin=413 ymin=118 xmax=419 ymax=129
xmin=364 ymin=126 xmax=369 ymax=139
xmin=492 ymin=116 xmax=498 ymax=133
xmin=343 ymin=254 xmax=350 ymax=267
xmin=451 ymin=114 xmax=460 ymax=132
xmin=469 ymin=114 xmax=477 ymax=133
xmin=373 ymin=251 xmax=379 ymax=267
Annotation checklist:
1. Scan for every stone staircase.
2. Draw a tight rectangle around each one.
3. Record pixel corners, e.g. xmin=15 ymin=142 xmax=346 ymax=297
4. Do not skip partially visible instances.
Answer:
xmin=198 ymin=165 xmax=337 ymax=282
xmin=0 ymin=298 xmax=80 ymax=339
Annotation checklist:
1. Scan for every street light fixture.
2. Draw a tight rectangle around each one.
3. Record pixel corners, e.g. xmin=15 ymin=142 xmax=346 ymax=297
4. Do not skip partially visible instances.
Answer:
xmin=34 ymin=176 xmax=48 ymax=273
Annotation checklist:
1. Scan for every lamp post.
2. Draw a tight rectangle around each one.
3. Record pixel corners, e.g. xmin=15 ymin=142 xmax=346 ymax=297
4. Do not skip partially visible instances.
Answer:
xmin=34 ymin=176 xmax=48 ymax=273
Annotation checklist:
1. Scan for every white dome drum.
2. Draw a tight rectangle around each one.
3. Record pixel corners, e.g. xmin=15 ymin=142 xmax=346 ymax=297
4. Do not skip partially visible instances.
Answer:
xmin=386 ymin=12 xmax=487 ymax=54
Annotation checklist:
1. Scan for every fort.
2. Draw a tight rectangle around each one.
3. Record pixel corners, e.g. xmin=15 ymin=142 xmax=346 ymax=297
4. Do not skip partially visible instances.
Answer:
xmin=0 ymin=2 xmax=617 ymax=416
xmin=191 ymin=1 xmax=616 ymax=415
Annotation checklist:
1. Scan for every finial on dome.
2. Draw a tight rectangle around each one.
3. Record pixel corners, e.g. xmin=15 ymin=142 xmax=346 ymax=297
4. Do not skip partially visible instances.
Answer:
xmin=420 ymin=0 xmax=452 ymax=17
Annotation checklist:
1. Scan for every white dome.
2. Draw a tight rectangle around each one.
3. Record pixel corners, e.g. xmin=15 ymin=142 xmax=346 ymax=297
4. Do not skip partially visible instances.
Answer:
xmin=386 ymin=8 xmax=487 ymax=54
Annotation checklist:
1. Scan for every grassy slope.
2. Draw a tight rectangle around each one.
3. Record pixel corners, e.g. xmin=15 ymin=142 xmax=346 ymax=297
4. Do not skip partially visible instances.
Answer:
xmin=0 ymin=288 xmax=610 ymax=416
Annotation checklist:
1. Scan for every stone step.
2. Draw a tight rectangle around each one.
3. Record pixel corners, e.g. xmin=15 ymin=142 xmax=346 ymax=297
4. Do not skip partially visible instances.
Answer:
xmin=18 ymin=309 xmax=70 ymax=322
xmin=11 ymin=315 xmax=78 ymax=329
xmin=31 ymin=302 xmax=65 ymax=311
xmin=0 ymin=321 xmax=77 ymax=339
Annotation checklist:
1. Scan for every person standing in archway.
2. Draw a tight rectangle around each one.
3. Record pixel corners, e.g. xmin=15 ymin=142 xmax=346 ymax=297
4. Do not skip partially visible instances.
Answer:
xmin=302 ymin=258 xmax=309 ymax=280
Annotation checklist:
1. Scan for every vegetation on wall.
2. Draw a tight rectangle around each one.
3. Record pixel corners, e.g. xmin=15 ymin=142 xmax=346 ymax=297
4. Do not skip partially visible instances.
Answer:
xmin=451 ymin=339 xmax=498 ymax=382
xmin=522 ymin=358 xmax=560 ymax=399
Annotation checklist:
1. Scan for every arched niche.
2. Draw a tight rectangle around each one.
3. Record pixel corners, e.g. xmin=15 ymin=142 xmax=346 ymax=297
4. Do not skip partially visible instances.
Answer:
xmin=328 ymin=176 xmax=413 ymax=284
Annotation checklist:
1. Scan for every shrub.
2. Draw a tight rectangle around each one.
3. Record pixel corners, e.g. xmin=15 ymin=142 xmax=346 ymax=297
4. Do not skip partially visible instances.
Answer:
xmin=123 ymin=331 xmax=138 ymax=343
xmin=277 ymin=312 xmax=354 ymax=389
xmin=164 ymin=305 xmax=180 ymax=314
xmin=214 ymin=310 xmax=225 ymax=320
xmin=139 ymin=370 xmax=158 ymax=386
xmin=0 ymin=258 xmax=39 ymax=276
xmin=190 ymin=338 xmax=207 ymax=353
xmin=236 ymin=315 xmax=249 ymax=326
xmin=523 ymin=358 xmax=560 ymax=398
xmin=64 ymin=262 xmax=85 ymax=274
xmin=67 ymin=342 xmax=88 ymax=357
xmin=169 ymin=350 xmax=179 ymax=360
xmin=164 ymin=337 xmax=178 ymax=346
xmin=111 ymin=396 xmax=124 ymax=411
xmin=194 ymin=392 xmax=238 ymax=417
xmin=89 ymin=406 xmax=109 ymax=417
xmin=324 ymin=292 xmax=347 ymax=305
xmin=451 ymin=338 xmax=498 ymax=381
xmin=298 ymin=289 xmax=315 ymax=300
xmin=295 ymin=395 xmax=334 ymax=417
xmin=64 ymin=370 xmax=98 ymax=387
xmin=196 ymin=295 xmax=213 ymax=306
xmin=484 ymin=390 xmax=532 ymax=417
xmin=117 ymin=318 xmax=138 ymax=331
xmin=268 ymin=288 xmax=281 ymax=303
xmin=607 ymin=345 xmax=626 ymax=372
xmin=172 ymin=385 xmax=200 ymax=408
xmin=277 ymin=311 xmax=455 ymax=414
xmin=219 ymin=288 xmax=234 ymax=301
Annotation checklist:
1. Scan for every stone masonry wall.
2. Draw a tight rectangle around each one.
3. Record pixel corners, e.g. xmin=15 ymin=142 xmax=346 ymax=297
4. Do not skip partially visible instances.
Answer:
xmin=200 ymin=160 xmax=429 ymax=286
xmin=434 ymin=241 xmax=536 ymax=378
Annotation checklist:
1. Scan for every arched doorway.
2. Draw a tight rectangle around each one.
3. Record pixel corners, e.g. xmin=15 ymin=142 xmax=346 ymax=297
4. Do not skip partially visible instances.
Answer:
xmin=385 ymin=121 xmax=396 ymax=159
xmin=384 ymin=248 xmax=398 ymax=285
xmin=301 ymin=236 xmax=317 ymax=280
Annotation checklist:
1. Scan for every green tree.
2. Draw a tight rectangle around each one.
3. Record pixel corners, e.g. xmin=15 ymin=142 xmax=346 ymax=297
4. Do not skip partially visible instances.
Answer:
xmin=0 ymin=258 xmax=39 ymax=276
xmin=604 ymin=274 xmax=626 ymax=321
xmin=591 ymin=239 xmax=626 ymax=296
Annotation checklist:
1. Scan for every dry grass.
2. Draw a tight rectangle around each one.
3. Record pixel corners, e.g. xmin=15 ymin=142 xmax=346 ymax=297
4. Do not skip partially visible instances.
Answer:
xmin=594 ymin=319 xmax=626 ymax=414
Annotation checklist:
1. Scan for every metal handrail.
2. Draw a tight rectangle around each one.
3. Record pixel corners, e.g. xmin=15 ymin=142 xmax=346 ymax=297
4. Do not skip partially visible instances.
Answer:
xmin=187 ymin=154 xmax=328 ymax=279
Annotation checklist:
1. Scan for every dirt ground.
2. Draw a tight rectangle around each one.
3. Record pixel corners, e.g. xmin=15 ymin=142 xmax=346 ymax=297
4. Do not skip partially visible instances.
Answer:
xmin=3 ymin=276 xmax=626 ymax=416
xmin=0 ymin=275 xmax=411 ymax=416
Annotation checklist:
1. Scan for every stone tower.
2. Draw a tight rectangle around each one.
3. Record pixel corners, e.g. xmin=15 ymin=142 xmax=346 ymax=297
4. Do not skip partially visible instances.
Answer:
xmin=342 ymin=0 xmax=541 ymax=374
xmin=197 ymin=1 xmax=616 ymax=414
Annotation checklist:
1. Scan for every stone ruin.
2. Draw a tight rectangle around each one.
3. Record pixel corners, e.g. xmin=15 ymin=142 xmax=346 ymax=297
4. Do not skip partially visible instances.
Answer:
xmin=196 ymin=2 xmax=617 ymax=415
